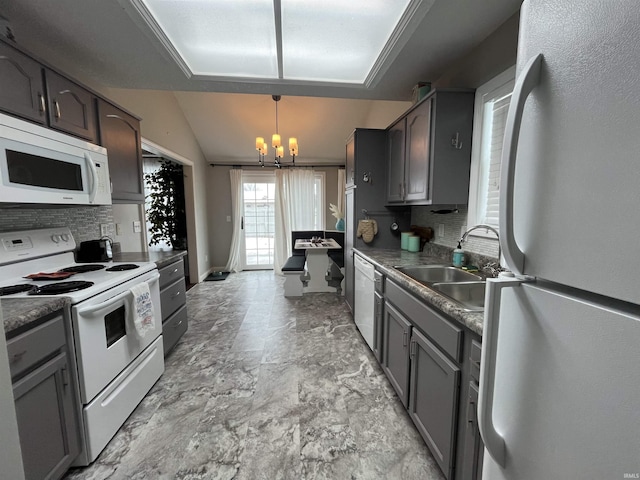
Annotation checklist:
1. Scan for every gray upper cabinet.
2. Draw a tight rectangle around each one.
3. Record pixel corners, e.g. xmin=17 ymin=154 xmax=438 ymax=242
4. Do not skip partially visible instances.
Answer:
xmin=345 ymin=137 xmax=355 ymax=187
xmin=45 ymin=69 xmax=97 ymax=142
xmin=386 ymin=90 xmax=474 ymax=206
xmin=404 ymin=98 xmax=432 ymax=202
xmin=0 ymin=42 xmax=46 ymax=124
xmin=387 ymin=119 xmax=405 ymax=202
xmin=97 ymin=99 xmax=144 ymax=203
xmin=409 ymin=327 xmax=461 ymax=480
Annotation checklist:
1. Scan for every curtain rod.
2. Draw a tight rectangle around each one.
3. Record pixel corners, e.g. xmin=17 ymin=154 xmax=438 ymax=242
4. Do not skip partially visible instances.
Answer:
xmin=209 ymin=163 xmax=345 ymax=168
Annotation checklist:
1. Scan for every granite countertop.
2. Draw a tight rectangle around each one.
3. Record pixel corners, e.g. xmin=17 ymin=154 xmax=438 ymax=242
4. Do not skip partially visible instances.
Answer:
xmin=113 ymin=250 xmax=187 ymax=269
xmin=353 ymin=248 xmax=485 ymax=336
xmin=2 ymin=297 xmax=71 ymax=338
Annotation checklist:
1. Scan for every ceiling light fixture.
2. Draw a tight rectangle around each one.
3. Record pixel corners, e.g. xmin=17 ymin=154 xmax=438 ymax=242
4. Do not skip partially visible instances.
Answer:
xmin=256 ymin=95 xmax=298 ymax=168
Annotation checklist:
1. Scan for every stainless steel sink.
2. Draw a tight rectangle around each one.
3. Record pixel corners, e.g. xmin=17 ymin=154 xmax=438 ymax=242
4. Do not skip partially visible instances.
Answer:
xmin=432 ymin=281 xmax=486 ymax=312
xmin=395 ymin=265 xmax=482 ymax=284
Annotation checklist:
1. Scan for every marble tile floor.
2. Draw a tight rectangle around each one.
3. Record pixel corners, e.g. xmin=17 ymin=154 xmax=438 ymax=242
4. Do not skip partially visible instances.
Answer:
xmin=65 ymin=270 xmax=446 ymax=480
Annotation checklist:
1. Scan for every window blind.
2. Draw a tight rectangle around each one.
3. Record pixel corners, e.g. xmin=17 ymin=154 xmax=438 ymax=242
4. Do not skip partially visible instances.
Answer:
xmin=482 ymin=93 xmax=511 ymax=226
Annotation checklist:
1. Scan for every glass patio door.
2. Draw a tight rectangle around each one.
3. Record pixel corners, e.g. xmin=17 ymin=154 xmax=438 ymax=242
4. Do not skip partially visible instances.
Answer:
xmin=242 ymin=173 xmax=275 ymax=270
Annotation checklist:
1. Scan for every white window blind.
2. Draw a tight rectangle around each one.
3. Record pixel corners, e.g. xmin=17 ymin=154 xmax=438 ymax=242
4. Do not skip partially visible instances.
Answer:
xmin=467 ymin=66 xmax=516 ymax=234
xmin=482 ymin=93 xmax=511 ymax=226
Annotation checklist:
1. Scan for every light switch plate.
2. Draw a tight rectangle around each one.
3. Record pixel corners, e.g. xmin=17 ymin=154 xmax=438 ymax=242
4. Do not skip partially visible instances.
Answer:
xmin=438 ymin=224 xmax=445 ymax=237
xmin=133 ymin=221 xmax=142 ymax=233
xmin=100 ymin=224 xmax=109 ymax=236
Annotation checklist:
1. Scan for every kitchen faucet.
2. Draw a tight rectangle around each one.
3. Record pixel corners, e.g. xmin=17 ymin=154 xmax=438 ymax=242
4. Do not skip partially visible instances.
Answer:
xmin=459 ymin=224 xmax=503 ymax=277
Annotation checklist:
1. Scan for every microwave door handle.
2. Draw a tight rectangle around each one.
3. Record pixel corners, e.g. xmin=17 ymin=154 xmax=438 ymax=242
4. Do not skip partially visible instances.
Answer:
xmin=76 ymin=272 xmax=160 ymax=317
xmin=84 ymin=152 xmax=99 ymax=204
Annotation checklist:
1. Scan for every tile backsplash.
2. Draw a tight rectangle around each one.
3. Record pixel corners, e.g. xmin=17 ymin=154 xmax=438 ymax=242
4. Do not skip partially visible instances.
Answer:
xmin=411 ymin=205 xmax=499 ymax=259
xmin=0 ymin=206 xmax=113 ymax=243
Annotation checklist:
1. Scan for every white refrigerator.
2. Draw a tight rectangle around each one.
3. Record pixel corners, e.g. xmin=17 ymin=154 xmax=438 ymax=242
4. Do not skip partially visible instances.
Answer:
xmin=478 ymin=1 xmax=640 ymax=479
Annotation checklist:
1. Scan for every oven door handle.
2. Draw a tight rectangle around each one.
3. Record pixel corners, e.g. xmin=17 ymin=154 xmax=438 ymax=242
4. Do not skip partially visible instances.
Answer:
xmin=76 ymin=272 xmax=160 ymax=317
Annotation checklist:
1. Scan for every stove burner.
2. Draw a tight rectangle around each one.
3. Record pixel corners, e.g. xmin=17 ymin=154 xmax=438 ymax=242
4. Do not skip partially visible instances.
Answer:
xmin=0 ymin=284 xmax=36 ymax=296
xmin=105 ymin=264 xmax=140 ymax=272
xmin=29 ymin=281 xmax=94 ymax=295
xmin=59 ymin=265 xmax=105 ymax=273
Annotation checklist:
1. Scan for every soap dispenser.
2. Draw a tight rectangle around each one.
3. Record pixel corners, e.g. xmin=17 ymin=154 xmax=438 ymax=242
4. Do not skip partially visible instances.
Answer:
xmin=452 ymin=242 xmax=465 ymax=267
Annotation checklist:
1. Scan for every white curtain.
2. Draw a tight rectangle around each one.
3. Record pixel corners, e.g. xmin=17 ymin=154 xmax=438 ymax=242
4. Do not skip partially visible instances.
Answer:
xmin=337 ymin=169 xmax=346 ymax=219
xmin=225 ymin=169 xmax=244 ymax=273
xmin=273 ymin=168 xmax=316 ymax=275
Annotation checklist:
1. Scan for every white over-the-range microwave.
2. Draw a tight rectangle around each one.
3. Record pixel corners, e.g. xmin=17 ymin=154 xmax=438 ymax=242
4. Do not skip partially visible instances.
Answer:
xmin=0 ymin=113 xmax=111 ymax=206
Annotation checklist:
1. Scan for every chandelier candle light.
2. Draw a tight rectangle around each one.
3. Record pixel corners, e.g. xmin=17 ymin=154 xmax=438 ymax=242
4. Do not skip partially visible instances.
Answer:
xmin=256 ymin=95 xmax=298 ymax=168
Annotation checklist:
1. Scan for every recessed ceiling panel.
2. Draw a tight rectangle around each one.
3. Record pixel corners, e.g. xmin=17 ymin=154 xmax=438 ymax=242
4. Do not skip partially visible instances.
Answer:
xmin=281 ymin=0 xmax=412 ymax=83
xmin=142 ymin=0 xmax=278 ymax=78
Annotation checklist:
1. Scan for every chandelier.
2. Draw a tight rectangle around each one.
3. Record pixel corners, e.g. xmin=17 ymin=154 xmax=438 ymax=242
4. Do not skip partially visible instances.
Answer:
xmin=255 ymin=95 xmax=298 ymax=168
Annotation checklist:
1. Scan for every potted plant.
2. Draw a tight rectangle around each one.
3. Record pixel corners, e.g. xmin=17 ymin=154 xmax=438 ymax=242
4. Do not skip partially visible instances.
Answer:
xmin=144 ymin=160 xmax=187 ymax=249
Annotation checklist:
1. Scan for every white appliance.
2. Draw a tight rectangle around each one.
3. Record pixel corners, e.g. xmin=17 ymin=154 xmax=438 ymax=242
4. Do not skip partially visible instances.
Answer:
xmin=0 ymin=113 xmax=111 ymax=205
xmin=353 ymin=253 xmax=375 ymax=350
xmin=0 ymin=228 xmax=164 ymax=466
xmin=479 ymin=1 xmax=640 ymax=479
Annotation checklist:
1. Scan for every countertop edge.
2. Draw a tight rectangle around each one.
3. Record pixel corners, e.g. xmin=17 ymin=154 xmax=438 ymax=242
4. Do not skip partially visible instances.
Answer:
xmin=3 ymin=297 xmax=71 ymax=337
xmin=353 ymin=248 xmax=484 ymax=336
xmin=113 ymin=250 xmax=187 ymax=269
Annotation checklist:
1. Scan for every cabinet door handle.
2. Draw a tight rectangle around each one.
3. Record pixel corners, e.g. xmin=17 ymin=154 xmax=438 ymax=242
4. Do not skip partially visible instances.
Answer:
xmin=409 ymin=340 xmax=415 ymax=357
xmin=402 ymin=330 xmax=407 ymax=347
xmin=10 ymin=350 xmax=27 ymax=364
xmin=38 ymin=93 xmax=46 ymax=114
xmin=172 ymin=268 xmax=179 ymax=274
xmin=173 ymin=320 xmax=183 ymax=328
xmin=468 ymin=398 xmax=477 ymax=425
xmin=53 ymin=100 xmax=61 ymax=119
xmin=171 ymin=291 xmax=181 ymax=299
xmin=61 ymin=365 xmax=70 ymax=387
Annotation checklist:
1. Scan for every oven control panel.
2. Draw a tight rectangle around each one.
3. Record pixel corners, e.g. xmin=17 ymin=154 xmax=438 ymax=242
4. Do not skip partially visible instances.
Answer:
xmin=0 ymin=227 xmax=76 ymax=263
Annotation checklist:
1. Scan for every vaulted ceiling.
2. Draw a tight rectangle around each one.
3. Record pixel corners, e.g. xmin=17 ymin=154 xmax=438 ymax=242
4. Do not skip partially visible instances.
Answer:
xmin=2 ymin=0 xmax=521 ymax=163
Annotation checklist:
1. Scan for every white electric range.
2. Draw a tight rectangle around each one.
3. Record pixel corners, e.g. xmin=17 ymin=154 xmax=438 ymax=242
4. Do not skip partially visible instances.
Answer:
xmin=0 ymin=227 xmax=165 ymax=466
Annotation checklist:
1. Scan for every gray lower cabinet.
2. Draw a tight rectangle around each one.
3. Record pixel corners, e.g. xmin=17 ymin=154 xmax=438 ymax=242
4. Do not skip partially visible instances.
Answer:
xmin=461 ymin=382 xmax=483 ymax=480
xmin=409 ymin=328 xmax=461 ymax=480
xmin=381 ymin=301 xmax=412 ymax=408
xmin=8 ymin=313 xmax=81 ymax=480
xmin=159 ymin=258 xmax=188 ymax=355
xmin=460 ymin=339 xmax=484 ymax=480
xmin=373 ymin=291 xmax=384 ymax=363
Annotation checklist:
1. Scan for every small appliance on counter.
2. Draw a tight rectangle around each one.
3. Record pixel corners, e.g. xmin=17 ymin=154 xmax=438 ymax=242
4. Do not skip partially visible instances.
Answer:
xmin=76 ymin=239 xmax=112 ymax=262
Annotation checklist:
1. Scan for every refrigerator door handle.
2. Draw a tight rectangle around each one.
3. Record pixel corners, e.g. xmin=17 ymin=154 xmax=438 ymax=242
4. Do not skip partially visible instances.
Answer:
xmin=499 ymin=53 xmax=543 ymax=275
xmin=478 ymin=276 xmax=524 ymax=467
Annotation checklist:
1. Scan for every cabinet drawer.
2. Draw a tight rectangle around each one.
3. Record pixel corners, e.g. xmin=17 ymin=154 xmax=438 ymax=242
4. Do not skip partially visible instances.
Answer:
xmin=374 ymin=270 xmax=385 ymax=294
xmin=160 ymin=278 xmax=186 ymax=320
xmin=469 ymin=339 xmax=482 ymax=384
xmin=159 ymin=260 xmax=185 ymax=289
xmin=162 ymin=304 xmax=188 ymax=356
xmin=386 ymin=280 xmax=463 ymax=362
xmin=7 ymin=313 xmax=66 ymax=379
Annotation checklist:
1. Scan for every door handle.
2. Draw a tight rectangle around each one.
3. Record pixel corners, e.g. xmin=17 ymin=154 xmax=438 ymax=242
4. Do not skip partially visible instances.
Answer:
xmin=53 ymin=100 xmax=61 ymax=119
xmin=499 ymin=53 xmax=543 ymax=275
xmin=478 ymin=276 xmax=525 ymax=467
xmin=84 ymin=152 xmax=98 ymax=203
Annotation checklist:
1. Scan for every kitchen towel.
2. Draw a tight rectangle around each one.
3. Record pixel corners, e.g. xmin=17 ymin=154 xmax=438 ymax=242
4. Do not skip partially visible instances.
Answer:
xmin=129 ymin=282 xmax=155 ymax=338
xmin=357 ymin=219 xmax=378 ymax=243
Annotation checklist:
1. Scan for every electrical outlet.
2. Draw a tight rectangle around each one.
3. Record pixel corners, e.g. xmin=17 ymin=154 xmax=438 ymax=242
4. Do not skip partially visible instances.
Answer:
xmin=226 ymin=216 xmax=231 ymax=222
xmin=116 ymin=224 xmax=123 ymax=236
xmin=100 ymin=224 xmax=109 ymax=236
xmin=133 ymin=221 xmax=142 ymax=233
xmin=438 ymin=224 xmax=445 ymax=237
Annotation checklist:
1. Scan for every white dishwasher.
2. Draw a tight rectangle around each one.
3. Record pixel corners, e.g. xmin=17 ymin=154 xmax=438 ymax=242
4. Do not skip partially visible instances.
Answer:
xmin=353 ymin=253 xmax=375 ymax=350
